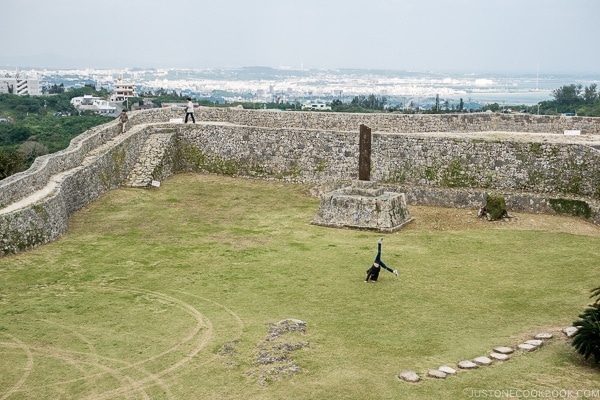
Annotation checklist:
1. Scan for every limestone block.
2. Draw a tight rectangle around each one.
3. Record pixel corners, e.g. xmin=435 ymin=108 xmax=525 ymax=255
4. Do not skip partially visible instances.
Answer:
xmin=534 ymin=333 xmax=553 ymax=340
xmin=490 ymin=352 xmax=510 ymax=361
xmin=398 ymin=370 xmax=420 ymax=383
xmin=427 ymin=369 xmax=447 ymax=379
xmin=563 ymin=327 xmax=578 ymax=337
xmin=493 ymin=346 xmax=514 ymax=354
xmin=311 ymin=181 xmax=413 ymax=233
xmin=472 ymin=356 xmax=493 ymax=366
xmin=524 ymin=339 xmax=543 ymax=347
xmin=517 ymin=343 xmax=537 ymax=352
xmin=457 ymin=360 xmax=479 ymax=369
xmin=438 ymin=365 xmax=457 ymax=375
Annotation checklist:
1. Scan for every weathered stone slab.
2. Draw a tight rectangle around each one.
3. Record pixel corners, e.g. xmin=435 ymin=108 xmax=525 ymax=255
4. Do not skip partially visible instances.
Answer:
xmin=563 ymin=327 xmax=578 ymax=337
xmin=457 ymin=360 xmax=479 ymax=369
xmin=398 ymin=370 xmax=420 ymax=383
xmin=438 ymin=365 xmax=457 ymax=375
xmin=517 ymin=343 xmax=537 ymax=352
xmin=493 ymin=346 xmax=514 ymax=354
xmin=535 ymin=332 xmax=553 ymax=340
xmin=427 ymin=369 xmax=447 ymax=379
xmin=472 ymin=356 xmax=493 ymax=366
xmin=524 ymin=339 xmax=543 ymax=347
xmin=490 ymin=352 xmax=510 ymax=361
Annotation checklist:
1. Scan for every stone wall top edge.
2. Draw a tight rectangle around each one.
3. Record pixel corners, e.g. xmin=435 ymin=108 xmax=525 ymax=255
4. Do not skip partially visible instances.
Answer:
xmin=0 ymin=119 xmax=118 ymax=205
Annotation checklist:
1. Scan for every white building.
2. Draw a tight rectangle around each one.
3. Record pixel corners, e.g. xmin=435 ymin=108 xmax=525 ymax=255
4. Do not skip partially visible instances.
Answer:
xmin=110 ymin=78 xmax=137 ymax=102
xmin=0 ymin=77 xmax=41 ymax=95
xmin=71 ymin=95 xmax=116 ymax=115
xmin=302 ymin=101 xmax=331 ymax=111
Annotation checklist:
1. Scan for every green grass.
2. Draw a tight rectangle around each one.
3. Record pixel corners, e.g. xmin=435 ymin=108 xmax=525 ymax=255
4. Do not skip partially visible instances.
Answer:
xmin=1 ymin=173 xmax=599 ymax=399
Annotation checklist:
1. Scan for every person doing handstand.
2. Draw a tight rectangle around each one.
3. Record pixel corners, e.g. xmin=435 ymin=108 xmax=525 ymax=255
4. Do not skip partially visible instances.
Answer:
xmin=365 ymin=237 xmax=398 ymax=282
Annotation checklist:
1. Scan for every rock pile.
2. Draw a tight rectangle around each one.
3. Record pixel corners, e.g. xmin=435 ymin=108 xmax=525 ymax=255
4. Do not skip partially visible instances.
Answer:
xmin=248 ymin=319 xmax=309 ymax=387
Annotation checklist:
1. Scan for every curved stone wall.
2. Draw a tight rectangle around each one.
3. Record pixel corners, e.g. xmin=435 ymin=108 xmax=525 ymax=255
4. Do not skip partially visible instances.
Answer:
xmin=1 ymin=107 xmax=599 ymax=256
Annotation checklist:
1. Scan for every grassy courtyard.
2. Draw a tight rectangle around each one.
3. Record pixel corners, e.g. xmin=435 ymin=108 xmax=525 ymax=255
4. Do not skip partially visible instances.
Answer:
xmin=0 ymin=173 xmax=599 ymax=399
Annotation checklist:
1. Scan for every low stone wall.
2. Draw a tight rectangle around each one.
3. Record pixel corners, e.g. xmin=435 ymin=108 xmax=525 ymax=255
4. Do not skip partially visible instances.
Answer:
xmin=1 ymin=108 xmax=600 ymax=256
xmin=0 ymin=122 xmax=163 ymax=255
xmin=136 ymin=107 xmax=600 ymax=134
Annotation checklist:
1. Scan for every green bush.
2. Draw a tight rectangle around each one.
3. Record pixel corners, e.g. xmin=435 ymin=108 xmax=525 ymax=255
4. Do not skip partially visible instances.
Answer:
xmin=481 ymin=194 xmax=508 ymax=220
xmin=571 ymin=286 xmax=600 ymax=365
xmin=549 ymin=198 xmax=592 ymax=219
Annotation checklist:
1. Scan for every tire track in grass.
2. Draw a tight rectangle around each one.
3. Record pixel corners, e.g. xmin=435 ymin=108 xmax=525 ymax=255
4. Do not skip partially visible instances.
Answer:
xmin=41 ymin=319 xmax=167 ymax=399
xmin=0 ymin=334 xmax=34 ymax=400
xmin=1 ymin=286 xmax=243 ymax=399
xmin=82 ymin=286 xmax=213 ymax=400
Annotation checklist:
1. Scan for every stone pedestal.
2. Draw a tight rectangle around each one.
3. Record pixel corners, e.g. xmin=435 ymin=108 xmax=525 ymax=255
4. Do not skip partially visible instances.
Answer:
xmin=311 ymin=181 xmax=413 ymax=233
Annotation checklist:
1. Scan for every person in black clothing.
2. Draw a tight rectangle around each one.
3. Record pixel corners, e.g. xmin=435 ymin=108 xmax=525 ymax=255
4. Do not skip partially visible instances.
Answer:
xmin=365 ymin=237 xmax=398 ymax=282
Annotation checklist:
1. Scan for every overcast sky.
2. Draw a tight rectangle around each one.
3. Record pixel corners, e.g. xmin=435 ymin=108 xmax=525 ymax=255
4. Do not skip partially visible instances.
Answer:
xmin=2 ymin=0 xmax=599 ymax=74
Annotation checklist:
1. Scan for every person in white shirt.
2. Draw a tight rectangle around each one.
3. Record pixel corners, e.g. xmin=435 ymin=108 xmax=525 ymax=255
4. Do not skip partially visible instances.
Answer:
xmin=184 ymin=97 xmax=195 ymax=124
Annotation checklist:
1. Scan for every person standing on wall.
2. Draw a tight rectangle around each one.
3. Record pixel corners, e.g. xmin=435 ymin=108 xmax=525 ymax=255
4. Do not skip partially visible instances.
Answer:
xmin=184 ymin=97 xmax=195 ymax=124
xmin=118 ymin=110 xmax=128 ymax=133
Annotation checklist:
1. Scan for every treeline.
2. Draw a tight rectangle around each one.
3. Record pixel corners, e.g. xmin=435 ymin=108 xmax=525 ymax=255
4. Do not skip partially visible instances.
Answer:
xmin=539 ymin=83 xmax=600 ymax=116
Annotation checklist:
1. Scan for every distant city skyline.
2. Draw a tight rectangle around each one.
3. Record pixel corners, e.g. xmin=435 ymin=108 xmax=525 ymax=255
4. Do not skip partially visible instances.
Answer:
xmin=1 ymin=0 xmax=599 ymax=75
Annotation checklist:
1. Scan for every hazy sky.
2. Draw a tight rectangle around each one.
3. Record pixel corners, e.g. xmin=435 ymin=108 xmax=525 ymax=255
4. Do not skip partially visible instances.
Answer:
xmin=2 ymin=0 xmax=599 ymax=74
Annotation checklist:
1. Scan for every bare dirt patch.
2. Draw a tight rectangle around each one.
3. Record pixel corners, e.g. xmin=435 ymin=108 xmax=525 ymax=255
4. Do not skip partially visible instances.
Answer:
xmin=404 ymin=206 xmax=600 ymax=236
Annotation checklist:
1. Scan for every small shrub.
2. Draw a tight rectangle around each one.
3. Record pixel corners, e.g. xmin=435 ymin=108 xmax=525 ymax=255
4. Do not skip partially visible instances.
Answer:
xmin=549 ymin=198 xmax=592 ymax=219
xmin=479 ymin=194 xmax=508 ymax=221
xmin=571 ymin=286 xmax=600 ymax=365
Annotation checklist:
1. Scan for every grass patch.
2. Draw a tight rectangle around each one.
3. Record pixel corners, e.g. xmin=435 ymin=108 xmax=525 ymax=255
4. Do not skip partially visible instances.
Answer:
xmin=0 ymin=173 xmax=599 ymax=399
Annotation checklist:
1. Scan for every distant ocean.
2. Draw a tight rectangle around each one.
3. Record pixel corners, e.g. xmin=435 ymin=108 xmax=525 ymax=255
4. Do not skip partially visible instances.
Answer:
xmin=8 ymin=66 xmax=600 ymax=106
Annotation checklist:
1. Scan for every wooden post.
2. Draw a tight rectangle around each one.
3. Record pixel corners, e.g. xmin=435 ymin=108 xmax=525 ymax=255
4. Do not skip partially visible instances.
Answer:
xmin=359 ymin=124 xmax=371 ymax=181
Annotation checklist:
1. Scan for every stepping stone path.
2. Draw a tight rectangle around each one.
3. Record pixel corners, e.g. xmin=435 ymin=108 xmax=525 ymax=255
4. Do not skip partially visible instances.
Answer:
xmin=398 ymin=328 xmax=576 ymax=382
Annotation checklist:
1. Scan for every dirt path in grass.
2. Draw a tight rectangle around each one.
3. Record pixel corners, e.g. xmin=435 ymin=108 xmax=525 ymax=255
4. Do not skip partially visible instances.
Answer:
xmin=404 ymin=205 xmax=600 ymax=236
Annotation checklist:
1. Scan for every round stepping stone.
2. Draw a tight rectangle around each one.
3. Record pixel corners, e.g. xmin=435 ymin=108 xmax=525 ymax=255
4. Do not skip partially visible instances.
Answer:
xmin=563 ymin=327 xmax=578 ymax=337
xmin=427 ymin=369 xmax=447 ymax=379
xmin=438 ymin=365 xmax=457 ymax=375
xmin=490 ymin=352 xmax=510 ymax=361
xmin=473 ymin=356 xmax=493 ymax=366
xmin=517 ymin=343 xmax=537 ymax=352
xmin=535 ymin=333 xmax=553 ymax=339
xmin=493 ymin=346 xmax=514 ymax=354
xmin=398 ymin=370 xmax=420 ymax=383
xmin=524 ymin=339 xmax=543 ymax=347
xmin=457 ymin=360 xmax=479 ymax=369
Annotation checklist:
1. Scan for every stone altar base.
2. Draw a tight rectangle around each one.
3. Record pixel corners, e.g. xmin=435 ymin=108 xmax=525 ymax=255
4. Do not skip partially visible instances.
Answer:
xmin=311 ymin=181 xmax=413 ymax=233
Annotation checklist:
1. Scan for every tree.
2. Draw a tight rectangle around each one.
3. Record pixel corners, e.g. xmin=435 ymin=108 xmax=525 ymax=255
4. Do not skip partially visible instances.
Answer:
xmin=584 ymin=83 xmax=598 ymax=104
xmin=552 ymin=84 xmax=582 ymax=105
xmin=0 ymin=149 xmax=25 ymax=179
xmin=48 ymin=83 xmax=65 ymax=94
xmin=18 ymin=141 xmax=49 ymax=164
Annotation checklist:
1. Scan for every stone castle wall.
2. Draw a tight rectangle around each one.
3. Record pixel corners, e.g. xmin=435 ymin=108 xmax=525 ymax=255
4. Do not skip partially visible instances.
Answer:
xmin=1 ymin=107 xmax=600 ymax=255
